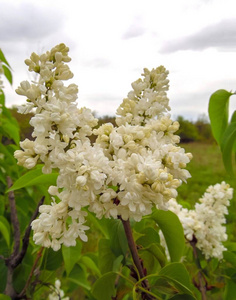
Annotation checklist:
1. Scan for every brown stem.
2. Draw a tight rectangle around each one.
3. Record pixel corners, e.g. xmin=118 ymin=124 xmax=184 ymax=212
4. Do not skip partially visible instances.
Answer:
xmin=16 ymin=196 xmax=45 ymax=266
xmin=18 ymin=247 xmax=44 ymax=298
xmin=4 ymin=177 xmax=21 ymax=298
xmin=120 ymin=218 xmax=154 ymax=300
xmin=4 ymin=265 xmax=18 ymax=299
xmin=4 ymin=179 xmax=45 ymax=299
xmin=190 ymin=237 xmax=207 ymax=300
xmin=7 ymin=177 xmax=21 ymax=258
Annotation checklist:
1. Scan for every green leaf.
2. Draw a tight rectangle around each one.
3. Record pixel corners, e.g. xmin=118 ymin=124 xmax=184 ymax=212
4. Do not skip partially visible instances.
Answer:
xmin=13 ymin=263 xmax=31 ymax=292
xmin=220 ymin=122 xmax=236 ymax=176
xmin=169 ymin=294 xmax=196 ymax=300
xmin=42 ymin=248 xmax=63 ymax=271
xmin=86 ymin=211 xmax=109 ymax=238
xmin=229 ymin=112 xmax=236 ymax=156
xmin=0 ymin=143 xmax=17 ymax=166
xmin=147 ymin=263 xmax=195 ymax=297
xmin=139 ymin=247 xmax=159 ymax=275
xmin=68 ymin=264 xmax=91 ymax=290
xmin=0 ymin=260 xmax=7 ymax=293
xmin=159 ymin=263 xmax=193 ymax=294
xmin=230 ymin=110 xmax=236 ymax=123
xmin=0 ymin=49 xmax=11 ymax=68
xmin=112 ymin=255 xmax=123 ymax=272
xmin=136 ymin=227 xmax=160 ymax=246
xmin=224 ymin=280 xmax=236 ymax=300
xmin=224 ymin=242 xmax=236 ymax=252
xmin=80 ymin=255 xmax=101 ymax=277
xmin=62 ymin=241 xmax=82 ymax=275
xmin=109 ymin=219 xmax=128 ymax=257
xmin=151 ymin=210 xmax=185 ymax=262
xmin=0 ymin=90 xmax=5 ymax=106
xmin=98 ymin=238 xmax=116 ymax=274
xmin=7 ymin=167 xmax=58 ymax=192
xmin=0 ymin=294 xmax=11 ymax=300
xmin=139 ymin=243 xmax=166 ymax=267
xmin=2 ymin=65 xmax=12 ymax=85
xmin=0 ymin=217 xmax=10 ymax=247
xmin=1 ymin=117 xmax=20 ymax=144
xmin=223 ymin=251 xmax=236 ymax=268
xmin=208 ymin=89 xmax=233 ymax=144
xmin=91 ymin=271 xmax=117 ymax=300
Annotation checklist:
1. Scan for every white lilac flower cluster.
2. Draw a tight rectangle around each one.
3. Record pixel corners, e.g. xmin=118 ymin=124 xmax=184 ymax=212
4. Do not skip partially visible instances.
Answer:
xmin=14 ymin=43 xmax=192 ymax=250
xmin=163 ymin=182 xmax=233 ymax=260
xmin=48 ymin=279 xmax=69 ymax=300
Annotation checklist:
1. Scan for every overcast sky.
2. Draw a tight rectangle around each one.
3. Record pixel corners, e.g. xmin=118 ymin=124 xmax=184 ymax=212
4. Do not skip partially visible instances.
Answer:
xmin=1 ymin=0 xmax=236 ymax=120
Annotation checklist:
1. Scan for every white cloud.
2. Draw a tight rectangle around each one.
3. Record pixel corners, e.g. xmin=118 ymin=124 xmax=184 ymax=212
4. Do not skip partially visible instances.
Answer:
xmin=1 ymin=0 xmax=236 ymax=121
xmin=122 ymin=16 xmax=147 ymax=39
xmin=160 ymin=18 xmax=236 ymax=53
xmin=0 ymin=2 xmax=65 ymax=42
xmin=82 ymin=58 xmax=111 ymax=68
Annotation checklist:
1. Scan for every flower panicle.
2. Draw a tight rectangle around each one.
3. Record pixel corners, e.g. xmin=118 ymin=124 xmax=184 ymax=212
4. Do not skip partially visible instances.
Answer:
xmin=164 ymin=181 xmax=233 ymax=260
xmin=15 ymin=44 xmax=192 ymax=250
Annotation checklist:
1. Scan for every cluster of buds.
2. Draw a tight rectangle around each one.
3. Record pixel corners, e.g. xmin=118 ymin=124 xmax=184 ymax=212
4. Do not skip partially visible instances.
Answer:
xmin=14 ymin=44 xmax=192 ymax=250
xmin=162 ymin=182 xmax=233 ymax=259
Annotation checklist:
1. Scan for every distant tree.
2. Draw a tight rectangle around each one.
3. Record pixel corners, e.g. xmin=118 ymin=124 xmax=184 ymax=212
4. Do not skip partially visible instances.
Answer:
xmin=195 ymin=114 xmax=214 ymax=143
xmin=9 ymin=106 xmax=34 ymax=140
xmin=176 ymin=115 xmax=199 ymax=143
xmin=97 ymin=115 xmax=116 ymax=127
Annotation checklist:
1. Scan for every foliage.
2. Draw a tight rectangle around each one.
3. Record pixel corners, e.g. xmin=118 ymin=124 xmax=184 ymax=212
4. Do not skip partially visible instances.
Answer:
xmin=208 ymin=89 xmax=236 ymax=175
xmin=175 ymin=115 xmax=214 ymax=143
xmin=0 ymin=47 xmax=235 ymax=300
xmin=9 ymin=111 xmax=214 ymax=145
xmin=9 ymin=107 xmax=34 ymax=141
xmin=176 ymin=116 xmax=199 ymax=143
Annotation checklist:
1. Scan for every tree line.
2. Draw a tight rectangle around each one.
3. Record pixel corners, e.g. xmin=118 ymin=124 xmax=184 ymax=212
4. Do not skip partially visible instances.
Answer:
xmin=9 ymin=107 xmax=214 ymax=144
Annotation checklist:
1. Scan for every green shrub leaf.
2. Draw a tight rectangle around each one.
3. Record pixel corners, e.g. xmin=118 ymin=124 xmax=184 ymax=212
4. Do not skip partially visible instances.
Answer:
xmin=220 ymin=122 xmax=236 ymax=176
xmin=7 ymin=166 xmax=58 ymax=192
xmin=223 ymin=251 xmax=236 ymax=268
xmin=208 ymin=89 xmax=232 ymax=144
xmin=91 ymin=271 xmax=117 ymax=300
xmin=159 ymin=262 xmax=193 ymax=293
xmin=0 ymin=49 xmax=11 ymax=68
xmin=108 ymin=219 xmax=128 ymax=257
xmin=0 ymin=294 xmax=11 ymax=300
xmin=1 ymin=117 xmax=20 ymax=145
xmin=80 ymin=255 xmax=101 ymax=277
xmin=0 ymin=91 xmax=5 ymax=106
xmin=98 ymin=238 xmax=116 ymax=274
xmin=136 ymin=227 xmax=160 ymax=246
xmin=0 ymin=219 xmax=10 ymax=247
xmin=68 ymin=264 xmax=91 ymax=290
xmin=151 ymin=210 xmax=185 ymax=262
xmin=169 ymin=294 xmax=196 ymax=300
xmin=2 ymin=65 xmax=12 ymax=85
xmin=42 ymin=248 xmax=63 ymax=271
xmin=62 ymin=241 xmax=82 ymax=275
xmin=139 ymin=243 xmax=166 ymax=267
xmin=224 ymin=280 xmax=236 ymax=300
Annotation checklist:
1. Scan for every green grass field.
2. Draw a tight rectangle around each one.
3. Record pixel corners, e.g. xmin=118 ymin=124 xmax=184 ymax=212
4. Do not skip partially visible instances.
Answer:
xmin=178 ymin=142 xmax=235 ymax=203
xmin=178 ymin=142 xmax=236 ymax=242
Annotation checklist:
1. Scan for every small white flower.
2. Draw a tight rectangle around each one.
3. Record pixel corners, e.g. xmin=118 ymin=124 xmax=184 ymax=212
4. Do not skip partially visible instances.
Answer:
xmin=15 ymin=44 xmax=193 ymax=248
xmin=162 ymin=182 xmax=233 ymax=260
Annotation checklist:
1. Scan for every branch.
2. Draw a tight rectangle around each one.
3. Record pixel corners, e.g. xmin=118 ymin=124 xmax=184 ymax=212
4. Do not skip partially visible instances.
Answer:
xmin=120 ymin=218 xmax=154 ymax=300
xmin=18 ymin=247 xmax=44 ymax=299
xmin=4 ymin=179 xmax=45 ymax=299
xmin=16 ymin=196 xmax=45 ymax=267
xmin=190 ymin=236 xmax=207 ymax=300
xmin=7 ymin=177 xmax=21 ymax=258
